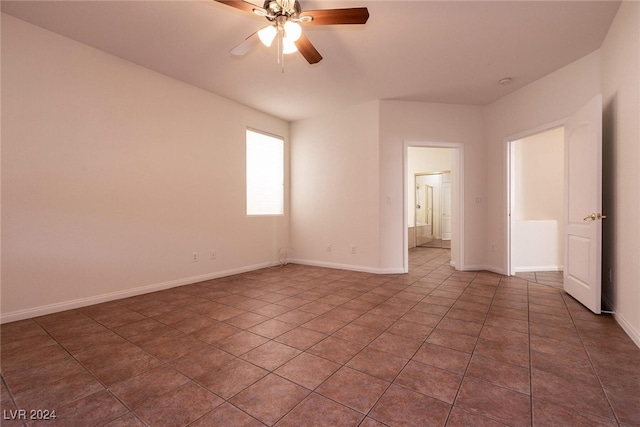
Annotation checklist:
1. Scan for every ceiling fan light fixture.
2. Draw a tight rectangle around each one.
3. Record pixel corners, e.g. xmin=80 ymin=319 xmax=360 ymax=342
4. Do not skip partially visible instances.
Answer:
xmin=283 ymin=21 xmax=302 ymax=42
xmin=217 ymin=0 xmax=369 ymax=66
xmin=282 ymin=36 xmax=298 ymax=54
xmin=258 ymin=25 xmax=277 ymax=47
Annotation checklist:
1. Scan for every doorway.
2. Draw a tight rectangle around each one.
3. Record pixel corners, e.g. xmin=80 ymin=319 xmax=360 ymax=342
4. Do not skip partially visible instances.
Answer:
xmin=505 ymin=96 xmax=604 ymax=314
xmin=404 ymin=143 xmax=464 ymax=273
xmin=508 ymin=126 xmax=565 ymax=276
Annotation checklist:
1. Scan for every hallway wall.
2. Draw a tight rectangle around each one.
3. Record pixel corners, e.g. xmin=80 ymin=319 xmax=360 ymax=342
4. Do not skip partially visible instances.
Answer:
xmin=600 ymin=1 xmax=640 ymax=346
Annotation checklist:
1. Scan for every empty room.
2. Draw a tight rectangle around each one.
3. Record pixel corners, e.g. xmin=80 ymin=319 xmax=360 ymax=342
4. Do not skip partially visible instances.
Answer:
xmin=1 ymin=1 xmax=639 ymax=426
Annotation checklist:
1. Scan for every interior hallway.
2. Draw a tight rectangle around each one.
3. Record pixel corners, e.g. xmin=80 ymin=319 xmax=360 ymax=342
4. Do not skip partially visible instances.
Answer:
xmin=1 ymin=247 xmax=639 ymax=426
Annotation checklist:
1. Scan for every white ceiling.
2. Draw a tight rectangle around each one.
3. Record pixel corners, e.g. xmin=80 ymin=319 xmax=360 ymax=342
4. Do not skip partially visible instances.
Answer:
xmin=2 ymin=0 xmax=621 ymax=122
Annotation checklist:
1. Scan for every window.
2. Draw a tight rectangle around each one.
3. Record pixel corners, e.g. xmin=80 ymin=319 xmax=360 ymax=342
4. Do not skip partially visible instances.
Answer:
xmin=246 ymin=129 xmax=284 ymax=215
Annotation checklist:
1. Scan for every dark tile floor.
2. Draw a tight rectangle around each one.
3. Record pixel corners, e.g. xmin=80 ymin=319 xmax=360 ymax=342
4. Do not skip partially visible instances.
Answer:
xmin=2 ymin=247 xmax=639 ymax=426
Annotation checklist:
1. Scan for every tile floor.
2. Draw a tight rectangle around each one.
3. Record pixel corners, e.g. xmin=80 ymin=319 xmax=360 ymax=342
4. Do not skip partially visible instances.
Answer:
xmin=514 ymin=271 xmax=563 ymax=289
xmin=417 ymin=238 xmax=452 ymax=250
xmin=1 ymin=247 xmax=639 ymax=426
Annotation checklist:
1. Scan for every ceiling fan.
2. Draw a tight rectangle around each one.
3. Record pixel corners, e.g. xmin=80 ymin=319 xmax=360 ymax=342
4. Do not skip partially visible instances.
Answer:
xmin=215 ymin=0 xmax=369 ymax=67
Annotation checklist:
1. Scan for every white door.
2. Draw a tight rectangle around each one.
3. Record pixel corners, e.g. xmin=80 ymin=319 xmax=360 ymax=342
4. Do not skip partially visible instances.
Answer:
xmin=564 ymin=95 xmax=603 ymax=314
xmin=441 ymin=182 xmax=452 ymax=240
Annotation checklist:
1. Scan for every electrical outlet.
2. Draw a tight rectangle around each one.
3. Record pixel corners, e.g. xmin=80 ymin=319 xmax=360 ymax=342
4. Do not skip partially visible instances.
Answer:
xmin=351 ymin=245 xmax=357 ymax=254
xmin=326 ymin=243 xmax=332 ymax=252
xmin=210 ymin=251 xmax=216 ymax=260
xmin=192 ymin=252 xmax=198 ymax=263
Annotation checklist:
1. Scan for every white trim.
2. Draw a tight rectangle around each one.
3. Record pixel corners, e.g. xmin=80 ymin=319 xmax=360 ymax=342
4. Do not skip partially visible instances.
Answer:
xmin=0 ymin=262 xmax=278 ymax=324
xmin=513 ymin=266 xmax=563 ymax=273
xmin=288 ymin=259 xmax=405 ymax=275
xmin=487 ymin=266 xmax=508 ymax=275
xmin=507 ymin=138 xmax=514 ymax=275
xmin=403 ymin=142 xmax=464 ymax=273
xmin=460 ymin=264 xmax=507 ymax=275
xmin=614 ymin=312 xmax=640 ymax=350
xmin=505 ymin=120 xmax=567 ymax=146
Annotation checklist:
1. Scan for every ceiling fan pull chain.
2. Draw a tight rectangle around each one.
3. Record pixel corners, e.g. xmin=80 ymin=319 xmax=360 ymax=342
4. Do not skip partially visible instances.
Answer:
xmin=277 ymin=29 xmax=285 ymax=73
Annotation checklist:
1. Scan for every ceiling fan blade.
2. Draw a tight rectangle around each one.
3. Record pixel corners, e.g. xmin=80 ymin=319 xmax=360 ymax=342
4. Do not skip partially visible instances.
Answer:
xmin=230 ymin=31 xmax=261 ymax=56
xmin=214 ymin=0 xmax=266 ymax=15
xmin=295 ymin=33 xmax=322 ymax=64
xmin=300 ymin=8 xmax=369 ymax=26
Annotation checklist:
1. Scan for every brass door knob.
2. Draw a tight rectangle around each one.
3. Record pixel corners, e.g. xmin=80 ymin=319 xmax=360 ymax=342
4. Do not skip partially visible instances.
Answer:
xmin=583 ymin=213 xmax=607 ymax=221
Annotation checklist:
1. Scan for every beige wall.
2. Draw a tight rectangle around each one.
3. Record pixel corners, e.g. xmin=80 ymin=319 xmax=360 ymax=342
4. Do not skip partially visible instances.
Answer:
xmin=1 ymin=15 xmax=290 ymax=321
xmin=513 ymin=127 xmax=564 ymax=222
xmin=600 ymin=1 xmax=640 ymax=346
xmin=290 ymin=101 xmax=381 ymax=272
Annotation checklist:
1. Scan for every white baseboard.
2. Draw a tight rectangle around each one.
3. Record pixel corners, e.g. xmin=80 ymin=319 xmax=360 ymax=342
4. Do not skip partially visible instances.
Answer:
xmin=514 ymin=265 xmax=562 ymax=273
xmin=458 ymin=264 xmax=486 ymax=271
xmin=288 ymin=258 xmax=405 ymax=275
xmin=486 ymin=266 xmax=508 ymax=275
xmin=0 ymin=261 xmax=278 ymax=324
xmin=613 ymin=311 xmax=640 ymax=350
xmin=459 ymin=264 xmax=507 ymax=275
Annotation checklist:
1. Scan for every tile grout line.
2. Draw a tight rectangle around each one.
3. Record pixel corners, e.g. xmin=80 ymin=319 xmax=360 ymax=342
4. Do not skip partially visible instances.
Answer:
xmin=563 ymin=294 xmax=622 ymax=427
xmin=444 ymin=272 xmax=510 ymax=426
xmin=527 ymin=279 xmax=535 ymax=427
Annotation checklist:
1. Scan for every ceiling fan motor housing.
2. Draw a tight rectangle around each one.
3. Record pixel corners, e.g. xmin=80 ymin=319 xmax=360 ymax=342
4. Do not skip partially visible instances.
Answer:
xmin=263 ymin=0 xmax=301 ymax=20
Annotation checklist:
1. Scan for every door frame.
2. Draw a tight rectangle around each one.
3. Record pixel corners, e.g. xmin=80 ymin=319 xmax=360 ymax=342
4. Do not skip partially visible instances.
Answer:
xmin=403 ymin=142 xmax=464 ymax=273
xmin=505 ymin=119 xmax=565 ymax=276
